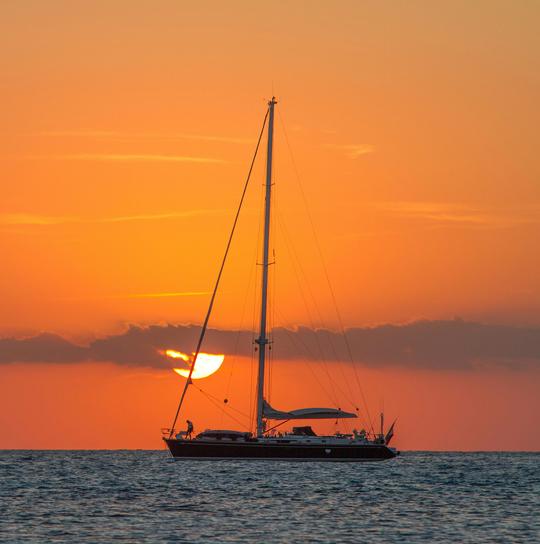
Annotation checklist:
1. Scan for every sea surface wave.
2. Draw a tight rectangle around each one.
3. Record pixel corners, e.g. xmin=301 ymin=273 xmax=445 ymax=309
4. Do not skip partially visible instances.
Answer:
xmin=0 ymin=451 xmax=538 ymax=543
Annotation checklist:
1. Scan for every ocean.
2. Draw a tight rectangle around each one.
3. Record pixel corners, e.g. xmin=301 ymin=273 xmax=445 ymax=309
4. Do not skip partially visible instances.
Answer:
xmin=0 ymin=451 xmax=538 ymax=543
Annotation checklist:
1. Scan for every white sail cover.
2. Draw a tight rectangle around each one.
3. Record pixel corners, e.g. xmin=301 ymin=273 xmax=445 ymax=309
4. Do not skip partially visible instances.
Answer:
xmin=263 ymin=400 xmax=357 ymax=420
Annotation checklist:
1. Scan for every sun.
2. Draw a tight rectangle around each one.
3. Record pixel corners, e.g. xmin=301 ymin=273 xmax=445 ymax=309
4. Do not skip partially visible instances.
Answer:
xmin=165 ymin=349 xmax=224 ymax=379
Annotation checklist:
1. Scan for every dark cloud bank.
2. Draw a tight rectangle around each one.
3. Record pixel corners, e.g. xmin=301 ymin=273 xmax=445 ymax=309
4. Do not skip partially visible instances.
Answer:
xmin=1 ymin=320 xmax=539 ymax=371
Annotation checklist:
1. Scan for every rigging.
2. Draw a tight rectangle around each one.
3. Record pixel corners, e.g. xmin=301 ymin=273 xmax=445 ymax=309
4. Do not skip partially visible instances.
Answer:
xmin=168 ymin=108 xmax=269 ymax=437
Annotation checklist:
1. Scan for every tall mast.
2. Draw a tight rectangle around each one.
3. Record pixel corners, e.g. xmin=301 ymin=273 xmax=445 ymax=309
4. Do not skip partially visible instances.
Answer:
xmin=255 ymin=97 xmax=276 ymax=437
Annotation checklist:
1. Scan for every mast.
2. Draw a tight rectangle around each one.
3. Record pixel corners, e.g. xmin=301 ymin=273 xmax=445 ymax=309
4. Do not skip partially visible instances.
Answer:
xmin=255 ymin=97 xmax=276 ymax=437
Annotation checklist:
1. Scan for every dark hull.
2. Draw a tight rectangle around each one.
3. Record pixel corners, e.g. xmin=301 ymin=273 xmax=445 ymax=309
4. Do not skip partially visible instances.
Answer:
xmin=164 ymin=438 xmax=397 ymax=461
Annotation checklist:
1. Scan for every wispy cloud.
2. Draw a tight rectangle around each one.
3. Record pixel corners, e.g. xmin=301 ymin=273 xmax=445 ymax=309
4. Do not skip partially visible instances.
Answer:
xmin=0 ymin=214 xmax=77 ymax=226
xmin=59 ymin=291 xmax=213 ymax=302
xmin=325 ymin=144 xmax=375 ymax=159
xmin=373 ymin=202 xmax=540 ymax=228
xmin=40 ymin=130 xmax=252 ymax=144
xmin=95 ymin=211 xmax=221 ymax=223
xmin=0 ymin=210 xmax=221 ymax=226
xmin=20 ymin=153 xmax=226 ymax=164
xmin=115 ymin=291 xmax=212 ymax=299
xmin=376 ymin=202 xmax=489 ymax=224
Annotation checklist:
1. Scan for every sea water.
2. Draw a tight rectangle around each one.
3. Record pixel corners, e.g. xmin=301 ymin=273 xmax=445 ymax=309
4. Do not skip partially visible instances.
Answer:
xmin=0 ymin=451 xmax=538 ymax=543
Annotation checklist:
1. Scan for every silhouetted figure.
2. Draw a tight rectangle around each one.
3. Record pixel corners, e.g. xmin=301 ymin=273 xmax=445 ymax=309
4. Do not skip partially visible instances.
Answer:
xmin=186 ymin=420 xmax=194 ymax=439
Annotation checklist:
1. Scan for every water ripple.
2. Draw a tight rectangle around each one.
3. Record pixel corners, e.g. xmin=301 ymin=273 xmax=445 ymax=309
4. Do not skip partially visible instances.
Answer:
xmin=0 ymin=451 xmax=538 ymax=543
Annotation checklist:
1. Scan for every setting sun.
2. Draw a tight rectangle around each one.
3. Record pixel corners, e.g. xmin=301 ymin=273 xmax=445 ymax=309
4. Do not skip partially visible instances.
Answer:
xmin=166 ymin=350 xmax=225 ymax=380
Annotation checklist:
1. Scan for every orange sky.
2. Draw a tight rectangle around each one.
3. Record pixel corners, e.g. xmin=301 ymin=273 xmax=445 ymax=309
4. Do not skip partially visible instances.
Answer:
xmin=1 ymin=360 xmax=538 ymax=451
xmin=1 ymin=1 xmax=539 ymax=450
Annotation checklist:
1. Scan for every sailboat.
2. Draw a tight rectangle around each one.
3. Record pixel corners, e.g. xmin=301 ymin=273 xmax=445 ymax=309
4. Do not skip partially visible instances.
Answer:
xmin=163 ymin=98 xmax=399 ymax=461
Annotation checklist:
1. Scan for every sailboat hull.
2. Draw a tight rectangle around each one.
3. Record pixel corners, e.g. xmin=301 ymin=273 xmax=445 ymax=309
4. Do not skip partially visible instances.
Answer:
xmin=164 ymin=438 xmax=397 ymax=461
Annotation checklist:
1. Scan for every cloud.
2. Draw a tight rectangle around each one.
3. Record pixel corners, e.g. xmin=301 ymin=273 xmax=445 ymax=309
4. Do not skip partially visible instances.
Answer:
xmin=21 ymin=153 xmax=226 ymax=164
xmin=0 ymin=214 xmax=78 ymax=226
xmin=40 ymin=130 xmax=253 ymax=144
xmin=1 ymin=320 xmax=539 ymax=370
xmin=94 ymin=210 xmax=222 ymax=223
xmin=326 ymin=144 xmax=375 ymax=158
xmin=0 ymin=333 xmax=88 ymax=364
xmin=60 ymin=291 xmax=213 ymax=302
xmin=376 ymin=202 xmax=489 ymax=224
xmin=373 ymin=202 xmax=540 ymax=228
xmin=106 ymin=291 xmax=213 ymax=299
xmin=0 ymin=210 xmax=221 ymax=226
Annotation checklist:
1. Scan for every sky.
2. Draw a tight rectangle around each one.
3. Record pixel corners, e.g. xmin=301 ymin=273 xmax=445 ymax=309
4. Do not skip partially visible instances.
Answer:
xmin=0 ymin=1 xmax=539 ymax=450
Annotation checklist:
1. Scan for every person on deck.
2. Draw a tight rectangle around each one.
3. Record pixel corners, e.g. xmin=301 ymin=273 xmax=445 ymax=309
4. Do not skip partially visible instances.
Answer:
xmin=186 ymin=420 xmax=194 ymax=439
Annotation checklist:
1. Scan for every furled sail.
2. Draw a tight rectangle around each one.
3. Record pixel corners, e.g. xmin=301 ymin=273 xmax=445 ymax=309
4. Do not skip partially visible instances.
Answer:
xmin=262 ymin=400 xmax=357 ymax=420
